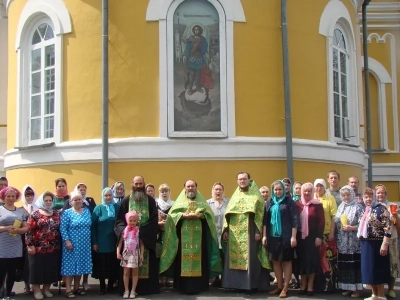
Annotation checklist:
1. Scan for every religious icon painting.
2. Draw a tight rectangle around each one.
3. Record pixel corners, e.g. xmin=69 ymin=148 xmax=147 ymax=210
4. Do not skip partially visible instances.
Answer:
xmin=168 ymin=0 xmax=227 ymax=137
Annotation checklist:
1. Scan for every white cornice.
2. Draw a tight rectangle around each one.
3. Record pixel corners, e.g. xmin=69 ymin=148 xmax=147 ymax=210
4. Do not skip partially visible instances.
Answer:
xmin=361 ymin=24 xmax=400 ymax=29
xmin=3 ymin=137 xmax=366 ymax=170
xmin=358 ymin=12 xmax=400 ymax=22
xmin=367 ymin=2 xmax=400 ymax=11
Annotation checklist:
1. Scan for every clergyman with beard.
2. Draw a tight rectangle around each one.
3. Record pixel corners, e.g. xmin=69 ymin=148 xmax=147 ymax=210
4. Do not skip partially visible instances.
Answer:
xmin=159 ymin=180 xmax=222 ymax=295
xmin=221 ymin=172 xmax=271 ymax=293
xmin=114 ymin=175 xmax=160 ymax=296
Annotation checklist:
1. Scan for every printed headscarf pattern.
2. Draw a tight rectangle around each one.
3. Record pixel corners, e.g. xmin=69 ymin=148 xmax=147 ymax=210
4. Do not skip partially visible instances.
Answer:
xmin=21 ymin=184 xmax=37 ymax=213
xmin=335 ymin=185 xmax=358 ymax=224
xmin=0 ymin=186 xmax=21 ymax=200
xmin=357 ymin=188 xmax=378 ymax=239
xmin=73 ymin=183 xmax=89 ymax=206
xmin=34 ymin=192 xmax=54 ymax=213
xmin=101 ymin=187 xmax=115 ymax=217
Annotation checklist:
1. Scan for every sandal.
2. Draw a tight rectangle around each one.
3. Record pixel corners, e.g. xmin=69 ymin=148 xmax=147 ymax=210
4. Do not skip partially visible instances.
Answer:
xmin=82 ymin=282 xmax=90 ymax=291
xmin=65 ymin=291 xmax=76 ymax=299
xmin=123 ymin=291 xmax=129 ymax=299
xmin=73 ymin=289 xmax=86 ymax=296
xmin=269 ymin=288 xmax=283 ymax=295
xmin=166 ymin=281 xmax=173 ymax=288
xmin=279 ymin=289 xmax=288 ymax=298
xmin=351 ymin=291 xmax=361 ymax=298
xmin=130 ymin=291 xmax=137 ymax=299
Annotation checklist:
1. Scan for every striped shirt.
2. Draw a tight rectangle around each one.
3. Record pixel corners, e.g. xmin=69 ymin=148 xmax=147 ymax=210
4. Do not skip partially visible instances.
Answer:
xmin=0 ymin=206 xmax=28 ymax=258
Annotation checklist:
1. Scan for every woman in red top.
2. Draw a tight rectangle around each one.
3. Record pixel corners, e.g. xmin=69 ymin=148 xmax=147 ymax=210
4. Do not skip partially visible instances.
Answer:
xmin=26 ymin=192 xmax=61 ymax=300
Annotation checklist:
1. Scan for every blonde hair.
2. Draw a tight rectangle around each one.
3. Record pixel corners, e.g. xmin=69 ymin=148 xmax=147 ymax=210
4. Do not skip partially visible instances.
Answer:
xmin=158 ymin=183 xmax=170 ymax=192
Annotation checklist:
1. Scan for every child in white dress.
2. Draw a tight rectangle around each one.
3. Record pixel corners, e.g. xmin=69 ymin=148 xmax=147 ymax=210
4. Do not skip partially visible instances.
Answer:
xmin=117 ymin=211 xmax=144 ymax=299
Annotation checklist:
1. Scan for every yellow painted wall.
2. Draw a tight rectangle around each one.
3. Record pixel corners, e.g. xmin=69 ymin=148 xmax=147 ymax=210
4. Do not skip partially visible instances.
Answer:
xmin=8 ymin=159 xmax=362 ymax=205
xmin=364 ymin=73 xmax=380 ymax=149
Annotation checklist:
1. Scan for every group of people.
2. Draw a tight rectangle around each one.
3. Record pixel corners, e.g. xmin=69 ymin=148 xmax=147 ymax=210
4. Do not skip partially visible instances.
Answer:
xmin=0 ymin=170 xmax=398 ymax=300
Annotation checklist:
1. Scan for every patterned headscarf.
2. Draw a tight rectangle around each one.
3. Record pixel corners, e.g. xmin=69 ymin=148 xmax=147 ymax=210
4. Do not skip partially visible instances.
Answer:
xmin=0 ymin=186 xmax=21 ymax=200
xmin=111 ymin=181 xmax=125 ymax=204
xmin=35 ymin=192 xmax=54 ymax=213
xmin=335 ymin=185 xmax=358 ymax=223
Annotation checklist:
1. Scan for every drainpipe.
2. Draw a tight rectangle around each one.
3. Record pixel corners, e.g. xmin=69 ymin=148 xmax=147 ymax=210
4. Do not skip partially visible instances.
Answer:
xmin=281 ymin=0 xmax=294 ymax=181
xmin=362 ymin=0 xmax=372 ymax=187
xmin=102 ymin=0 xmax=109 ymax=188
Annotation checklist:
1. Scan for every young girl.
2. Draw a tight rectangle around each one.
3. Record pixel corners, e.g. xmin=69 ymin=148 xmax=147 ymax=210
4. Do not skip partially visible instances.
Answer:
xmin=117 ymin=212 xmax=144 ymax=299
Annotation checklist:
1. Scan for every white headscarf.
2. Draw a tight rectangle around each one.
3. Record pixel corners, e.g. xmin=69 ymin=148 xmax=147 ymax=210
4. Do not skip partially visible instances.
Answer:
xmin=157 ymin=189 xmax=174 ymax=212
xmin=21 ymin=184 xmax=37 ymax=214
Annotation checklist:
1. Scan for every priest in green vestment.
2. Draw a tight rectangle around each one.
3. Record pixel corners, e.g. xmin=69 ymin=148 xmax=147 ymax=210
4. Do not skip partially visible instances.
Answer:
xmin=160 ymin=180 xmax=222 ymax=295
xmin=221 ymin=172 xmax=271 ymax=292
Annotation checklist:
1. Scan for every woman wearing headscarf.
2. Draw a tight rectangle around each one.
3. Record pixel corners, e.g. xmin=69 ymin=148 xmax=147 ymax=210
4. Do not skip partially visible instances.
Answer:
xmin=0 ymin=187 xmax=28 ymax=299
xmin=63 ymin=183 xmax=96 ymax=213
xmin=291 ymin=182 xmax=302 ymax=202
xmin=263 ymin=180 xmax=299 ymax=298
xmin=20 ymin=185 xmax=37 ymax=294
xmin=375 ymin=184 xmax=399 ymax=298
xmin=52 ymin=178 xmax=69 ymax=212
xmin=358 ymin=187 xmax=391 ymax=300
xmin=91 ymin=187 xmax=120 ymax=295
xmin=25 ymin=192 xmax=61 ymax=300
xmin=295 ymin=182 xmax=324 ymax=296
xmin=334 ymin=185 xmax=363 ymax=297
xmin=60 ymin=191 xmax=92 ymax=298
xmin=111 ymin=181 xmax=125 ymax=204
xmin=313 ymin=178 xmax=338 ymax=293
xmin=156 ymin=184 xmax=174 ymax=287
xmin=63 ymin=183 xmax=95 ymax=291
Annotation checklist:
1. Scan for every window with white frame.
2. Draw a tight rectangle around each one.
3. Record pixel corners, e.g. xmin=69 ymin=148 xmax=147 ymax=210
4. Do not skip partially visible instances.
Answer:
xmin=29 ymin=22 xmax=55 ymax=142
xmin=332 ymin=27 xmax=350 ymax=140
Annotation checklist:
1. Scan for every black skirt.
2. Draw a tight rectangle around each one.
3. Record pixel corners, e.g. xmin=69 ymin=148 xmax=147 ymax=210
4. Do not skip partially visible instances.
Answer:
xmin=268 ymin=237 xmax=294 ymax=262
xmin=296 ymin=233 xmax=321 ymax=275
xmin=28 ymin=251 xmax=61 ymax=284
xmin=92 ymin=252 xmax=119 ymax=280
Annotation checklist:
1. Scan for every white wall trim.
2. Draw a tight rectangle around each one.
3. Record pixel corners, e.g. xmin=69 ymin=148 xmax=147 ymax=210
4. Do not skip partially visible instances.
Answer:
xmin=367 ymin=33 xmax=399 ymax=152
xmin=15 ymin=0 xmax=71 ymax=50
xmin=147 ymin=0 xmax=244 ymax=138
xmin=3 ymin=137 xmax=366 ymax=170
xmin=358 ymin=13 xmax=400 ymax=22
xmin=146 ymin=0 xmax=246 ymax=22
xmin=361 ymin=24 xmax=400 ymax=30
xmin=319 ymin=1 xmax=359 ymax=145
xmin=361 ymin=56 xmax=392 ymax=151
xmin=367 ymin=2 xmax=400 ymax=11
xmin=319 ymin=0 xmax=355 ymax=46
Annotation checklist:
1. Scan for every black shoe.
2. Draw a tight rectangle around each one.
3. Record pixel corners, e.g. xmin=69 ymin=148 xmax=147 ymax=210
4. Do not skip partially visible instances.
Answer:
xmin=298 ymin=290 xmax=307 ymax=295
xmin=307 ymin=291 xmax=314 ymax=296
xmin=98 ymin=289 xmax=106 ymax=295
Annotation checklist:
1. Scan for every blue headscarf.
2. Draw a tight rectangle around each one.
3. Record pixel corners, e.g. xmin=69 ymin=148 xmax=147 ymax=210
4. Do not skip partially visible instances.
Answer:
xmin=102 ymin=187 xmax=115 ymax=217
xmin=34 ymin=192 xmax=54 ymax=213
xmin=270 ymin=180 xmax=286 ymax=237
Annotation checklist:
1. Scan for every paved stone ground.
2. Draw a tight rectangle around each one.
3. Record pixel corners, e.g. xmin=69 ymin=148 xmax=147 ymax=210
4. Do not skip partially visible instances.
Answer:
xmin=8 ymin=277 xmax=400 ymax=300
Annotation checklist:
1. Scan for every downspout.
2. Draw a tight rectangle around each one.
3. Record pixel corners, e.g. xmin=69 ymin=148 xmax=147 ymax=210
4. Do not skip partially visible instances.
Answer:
xmin=281 ymin=0 xmax=294 ymax=181
xmin=362 ymin=0 xmax=372 ymax=187
xmin=102 ymin=0 xmax=109 ymax=188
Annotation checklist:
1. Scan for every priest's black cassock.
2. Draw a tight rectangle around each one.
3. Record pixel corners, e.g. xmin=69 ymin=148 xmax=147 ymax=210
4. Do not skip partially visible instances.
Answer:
xmin=114 ymin=195 xmax=160 ymax=295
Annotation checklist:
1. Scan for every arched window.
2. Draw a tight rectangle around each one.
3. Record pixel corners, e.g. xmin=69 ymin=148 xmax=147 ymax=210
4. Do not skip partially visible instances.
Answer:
xmin=332 ymin=26 xmax=349 ymax=140
xmin=29 ymin=22 xmax=55 ymax=141
xmin=319 ymin=0 xmax=359 ymax=145
xmin=14 ymin=0 xmax=71 ymax=148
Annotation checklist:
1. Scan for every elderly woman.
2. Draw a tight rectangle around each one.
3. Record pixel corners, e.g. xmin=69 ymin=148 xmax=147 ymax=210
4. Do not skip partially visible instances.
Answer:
xmin=91 ymin=187 xmax=120 ymax=295
xmin=334 ymin=186 xmax=363 ymax=297
xmin=52 ymin=178 xmax=70 ymax=212
xmin=63 ymin=183 xmax=96 ymax=213
xmin=375 ymin=184 xmax=399 ymax=298
xmin=314 ymin=178 xmax=338 ymax=293
xmin=358 ymin=187 xmax=391 ymax=300
xmin=112 ymin=181 xmax=125 ymax=204
xmin=26 ymin=192 xmax=61 ymax=300
xmin=206 ymin=182 xmax=229 ymax=287
xmin=263 ymin=180 xmax=299 ymax=298
xmin=0 ymin=187 xmax=28 ymax=299
xmin=295 ymin=182 xmax=324 ymax=296
xmin=60 ymin=191 xmax=92 ymax=299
